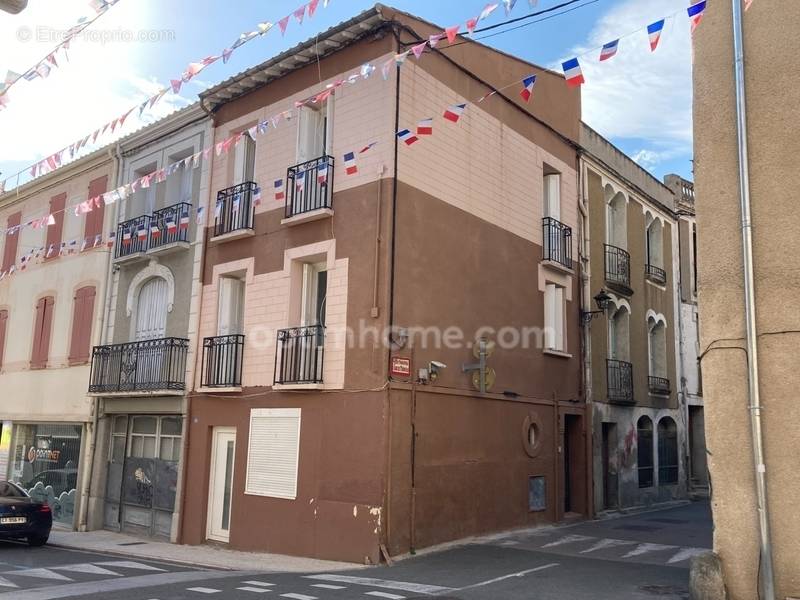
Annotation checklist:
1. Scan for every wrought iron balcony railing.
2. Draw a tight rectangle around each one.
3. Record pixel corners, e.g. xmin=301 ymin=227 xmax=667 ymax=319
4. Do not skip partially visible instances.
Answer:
xmin=607 ymin=358 xmax=634 ymax=404
xmin=115 ymin=214 xmax=151 ymax=259
xmin=149 ymin=202 xmax=192 ymax=250
xmin=213 ymin=181 xmax=257 ymax=237
xmin=285 ymin=155 xmax=334 ymax=219
xmin=542 ymin=217 xmax=573 ymax=269
xmin=645 ymin=264 xmax=667 ymax=286
xmin=648 ymin=375 xmax=671 ymax=396
xmin=201 ymin=335 xmax=245 ymax=388
xmin=274 ymin=325 xmax=325 ymax=385
xmin=89 ymin=337 xmax=188 ymax=393
xmin=604 ymin=244 xmax=632 ymax=292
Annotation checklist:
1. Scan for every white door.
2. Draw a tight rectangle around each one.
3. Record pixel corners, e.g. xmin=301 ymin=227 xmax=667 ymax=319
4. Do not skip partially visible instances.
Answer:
xmin=543 ymin=173 xmax=561 ymax=220
xmin=217 ymin=277 xmax=245 ymax=336
xmin=207 ymin=427 xmax=236 ymax=542
xmin=232 ymin=137 xmax=256 ymax=186
xmin=135 ymin=278 xmax=168 ymax=341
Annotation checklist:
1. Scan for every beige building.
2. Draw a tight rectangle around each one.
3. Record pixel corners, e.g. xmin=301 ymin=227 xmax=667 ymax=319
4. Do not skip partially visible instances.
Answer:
xmin=692 ymin=1 xmax=800 ymax=598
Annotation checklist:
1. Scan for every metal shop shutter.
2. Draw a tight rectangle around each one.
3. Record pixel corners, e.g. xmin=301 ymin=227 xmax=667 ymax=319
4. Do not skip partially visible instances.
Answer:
xmin=245 ymin=408 xmax=301 ymax=500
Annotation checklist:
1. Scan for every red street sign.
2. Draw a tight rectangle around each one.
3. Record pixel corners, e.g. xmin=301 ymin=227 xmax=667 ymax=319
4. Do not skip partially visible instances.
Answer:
xmin=391 ymin=357 xmax=411 ymax=378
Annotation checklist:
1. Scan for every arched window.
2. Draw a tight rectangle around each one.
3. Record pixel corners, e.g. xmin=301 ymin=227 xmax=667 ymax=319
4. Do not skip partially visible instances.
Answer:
xmin=608 ymin=304 xmax=630 ymax=362
xmin=134 ymin=277 xmax=168 ymax=341
xmin=637 ymin=416 xmax=654 ymax=488
xmin=658 ymin=417 xmax=679 ymax=485
xmin=645 ymin=216 xmax=663 ymax=270
xmin=605 ymin=187 xmax=627 ymax=250
xmin=647 ymin=315 xmax=669 ymax=396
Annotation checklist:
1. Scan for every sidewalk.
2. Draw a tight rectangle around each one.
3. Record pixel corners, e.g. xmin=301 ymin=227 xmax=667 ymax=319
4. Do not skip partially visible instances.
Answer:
xmin=48 ymin=527 xmax=363 ymax=573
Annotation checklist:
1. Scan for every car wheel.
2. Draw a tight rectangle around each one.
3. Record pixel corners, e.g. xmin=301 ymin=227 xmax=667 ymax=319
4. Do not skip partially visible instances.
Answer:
xmin=27 ymin=535 xmax=48 ymax=547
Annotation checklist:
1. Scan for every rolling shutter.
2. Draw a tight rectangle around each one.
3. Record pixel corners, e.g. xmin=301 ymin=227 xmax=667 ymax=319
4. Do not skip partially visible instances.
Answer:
xmin=245 ymin=408 xmax=301 ymax=499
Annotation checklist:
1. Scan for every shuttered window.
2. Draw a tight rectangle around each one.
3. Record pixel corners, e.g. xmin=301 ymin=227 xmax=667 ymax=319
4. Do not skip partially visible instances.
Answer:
xmin=68 ymin=286 xmax=96 ymax=365
xmin=245 ymin=408 xmax=301 ymax=499
xmin=83 ymin=175 xmax=108 ymax=250
xmin=0 ymin=309 xmax=8 ymax=368
xmin=45 ymin=193 xmax=67 ymax=261
xmin=1 ymin=212 xmax=21 ymax=272
xmin=31 ymin=296 xmax=55 ymax=369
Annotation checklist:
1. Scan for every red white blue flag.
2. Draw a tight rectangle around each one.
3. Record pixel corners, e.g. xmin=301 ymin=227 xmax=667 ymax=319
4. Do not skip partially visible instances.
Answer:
xmin=647 ymin=19 xmax=665 ymax=52
xmin=443 ymin=103 xmax=466 ymax=123
xmin=166 ymin=216 xmax=177 ymax=233
xmin=179 ymin=206 xmax=190 ymax=229
xmin=397 ymin=128 xmax=419 ymax=146
xmin=599 ymin=40 xmax=619 ymax=61
xmin=150 ymin=223 xmax=160 ymax=238
xmin=137 ymin=223 xmax=147 ymax=240
xmin=562 ymin=57 xmax=584 ymax=87
xmin=295 ymin=174 xmax=305 ymax=192
xmin=519 ymin=75 xmax=536 ymax=102
xmin=359 ymin=142 xmax=377 ymax=154
xmin=687 ymin=1 xmax=706 ymax=33
xmin=417 ymin=118 xmax=433 ymax=135
xmin=195 ymin=206 xmax=205 ymax=226
xmin=253 ymin=185 xmax=262 ymax=206
xmin=317 ymin=161 xmax=329 ymax=184
xmin=344 ymin=151 xmax=358 ymax=175
xmin=274 ymin=179 xmax=285 ymax=200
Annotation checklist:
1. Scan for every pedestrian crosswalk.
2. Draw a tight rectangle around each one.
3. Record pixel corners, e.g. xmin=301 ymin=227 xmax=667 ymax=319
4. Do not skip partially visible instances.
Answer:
xmin=0 ymin=559 xmax=172 ymax=589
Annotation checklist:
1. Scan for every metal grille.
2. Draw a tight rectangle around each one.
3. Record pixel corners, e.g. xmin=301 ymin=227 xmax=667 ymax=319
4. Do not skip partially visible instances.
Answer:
xmin=214 ymin=181 xmax=256 ymax=237
xmin=648 ymin=376 xmax=671 ymax=396
xmin=149 ymin=202 xmax=192 ymax=250
xmin=274 ymin=325 xmax=325 ymax=385
xmin=645 ymin=264 xmax=667 ymax=285
xmin=542 ymin=217 xmax=573 ymax=269
xmin=89 ymin=338 xmax=188 ymax=393
xmin=286 ymin=155 xmax=334 ymax=218
xmin=604 ymin=243 xmax=631 ymax=290
xmin=115 ymin=215 xmax=151 ymax=258
xmin=201 ymin=335 xmax=245 ymax=388
xmin=607 ymin=359 xmax=634 ymax=404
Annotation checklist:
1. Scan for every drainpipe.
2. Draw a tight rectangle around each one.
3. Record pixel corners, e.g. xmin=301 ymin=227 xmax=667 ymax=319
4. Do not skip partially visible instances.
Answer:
xmin=730 ymin=1 xmax=775 ymax=597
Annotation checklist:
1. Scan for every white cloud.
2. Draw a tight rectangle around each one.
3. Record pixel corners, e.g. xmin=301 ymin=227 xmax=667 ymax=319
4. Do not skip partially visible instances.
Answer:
xmin=564 ymin=0 xmax=693 ymax=166
xmin=0 ymin=0 xmax=190 ymax=185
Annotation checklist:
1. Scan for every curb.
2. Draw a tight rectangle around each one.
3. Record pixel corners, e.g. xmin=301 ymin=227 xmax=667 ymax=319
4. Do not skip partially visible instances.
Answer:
xmin=46 ymin=540 xmax=235 ymax=571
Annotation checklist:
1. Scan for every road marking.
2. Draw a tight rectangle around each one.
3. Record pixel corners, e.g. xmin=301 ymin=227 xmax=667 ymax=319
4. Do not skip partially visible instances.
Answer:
xmin=0 ymin=576 xmax=18 ymax=588
xmin=455 ymin=563 xmax=559 ymax=591
xmin=187 ymin=588 xmax=221 ymax=594
xmin=96 ymin=560 xmax=166 ymax=572
xmin=8 ymin=568 xmax=73 ymax=581
xmin=305 ymin=574 xmax=452 ymax=595
xmin=499 ymin=540 xmax=520 ymax=546
xmin=243 ymin=581 xmax=276 ymax=587
xmin=365 ymin=592 xmax=406 ymax=599
xmin=541 ymin=534 xmax=594 ymax=548
xmin=667 ymin=547 xmax=708 ymax=564
xmin=51 ymin=563 xmax=122 ymax=576
xmin=311 ymin=584 xmax=346 ymax=589
xmin=280 ymin=594 xmax=317 ymax=600
xmin=622 ymin=543 xmax=679 ymax=558
xmin=237 ymin=586 xmax=272 ymax=593
xmin=579 ymin=538 xmax=637 ymax=554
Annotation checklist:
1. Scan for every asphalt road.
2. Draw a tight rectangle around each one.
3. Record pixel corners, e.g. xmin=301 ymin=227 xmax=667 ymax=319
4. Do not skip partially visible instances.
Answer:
xmin=0 ymin=501 xmax=711 ymax=600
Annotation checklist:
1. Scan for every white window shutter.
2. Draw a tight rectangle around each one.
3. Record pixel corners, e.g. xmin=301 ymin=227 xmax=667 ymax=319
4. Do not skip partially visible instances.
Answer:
xmin=245 ymin=408 xmax=301 ymax=499
xmin=543 ymin=173 xmax=560 ymax=220
xmin=544 ymin=283 xmax=555 ymax=350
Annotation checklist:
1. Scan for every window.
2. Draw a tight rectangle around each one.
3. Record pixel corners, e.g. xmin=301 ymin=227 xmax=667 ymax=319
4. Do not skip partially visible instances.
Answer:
xmin=0 ymin=309 xmax=7 ymax=369
xmin=543 ymin=171 xmax=561 ymax=219
xmin=179 ymin=161 xmax=193 ymax=203
xmin=2 ymin=212 xmax=21 ymax=272
xmin=233 ymin=135 xmax=256 ymax=185
xmin=245 ymin=408 xmax=301 ymax=499
xmin=217 ymin=276 xmax=245 ymax=335
xmin=296 ymin=100 xmax=332 ymax=164
xmin=83 ymin=176 xmax=108 ymax=249
xmin=637 ymin=416 xmax=654 ymax=488
xmin=544 ymin=282 xmax=565 ymax=352
xmin=68 ymin=286 xmax=96 ymax=365
xmin=607 ymin=304 xmax=630 ymax=362
xmin=31 ymin=296 xmax=55 ymax=369
xmin=605 ymin=187 xmax=627 ymax=250
xmin=134 ymin=277 xmax=168 ymax=341
xmin=130 ymin=416 xmax=157 ymax=458
xmin=645 ymin=217 xmax=663 ymax=270
xmin=45 ymin=193 xmax=67 ymax=261
xmin=658 ymin=417 xmax=679 ymax=485
xmin=647 ymin=315 xmax=668 ymax=379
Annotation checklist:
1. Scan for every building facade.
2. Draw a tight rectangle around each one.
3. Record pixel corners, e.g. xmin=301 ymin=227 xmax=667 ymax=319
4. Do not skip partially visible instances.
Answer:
xmin=693 ymin=1 xmax=800 ymax=597
xmin=180 ymin=5 xmax=588 ymax=563
xmin=84 ymin=106 xmax=212 ymax=541
xmin=580 ymin=125 xmax=688 ymax=513
xmin=0 ymin=150 xmax=116 ymax=531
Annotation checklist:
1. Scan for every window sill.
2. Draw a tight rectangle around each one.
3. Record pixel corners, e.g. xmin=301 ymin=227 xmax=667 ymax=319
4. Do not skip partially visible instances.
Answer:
xmin=273 ymin=382 xmax=324 ymax=391
xmin=648 ymin=391 xmax=671 ymax=398
xmin=645 ymin=276 xmax=667 ymax=291
xmin=210 ymin=228 xmax=255 ymax=244
xmin=543 ymin=348 xmax=572 ymax=359
xmin=540 ymin=259 xmax=574 ymax=276
xmin=196 ymin=386 xmax=242 ymax=394
xmin=281 ymin=207 xmax=334 ymax=227
xmin=113 ymin=251 xmax=148 ymax=264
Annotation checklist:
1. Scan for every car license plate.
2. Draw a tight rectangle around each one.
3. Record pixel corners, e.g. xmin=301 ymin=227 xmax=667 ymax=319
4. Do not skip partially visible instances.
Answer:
xmin=0 ymin=517 xmax=26 ymax=524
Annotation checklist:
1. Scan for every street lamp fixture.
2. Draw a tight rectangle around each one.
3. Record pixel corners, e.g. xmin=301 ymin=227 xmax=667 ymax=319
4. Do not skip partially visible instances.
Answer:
xmin=581 ymin=289 xmax=612 ymax=325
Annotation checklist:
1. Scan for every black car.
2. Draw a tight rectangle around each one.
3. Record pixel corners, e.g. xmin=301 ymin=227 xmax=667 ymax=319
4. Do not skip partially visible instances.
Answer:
xmin=0 ymin=481 xmax=52 ymax=546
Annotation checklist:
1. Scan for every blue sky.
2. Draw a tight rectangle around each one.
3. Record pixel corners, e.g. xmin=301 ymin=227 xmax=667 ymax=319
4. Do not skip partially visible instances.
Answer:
xmin=0 ymin=0 xmax=694 ymax=188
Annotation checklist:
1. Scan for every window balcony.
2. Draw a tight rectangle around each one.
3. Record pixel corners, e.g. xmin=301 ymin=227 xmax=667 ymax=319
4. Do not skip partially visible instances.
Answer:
xmin=648 ymin=375 xmax=671 ymax=396
xmin=88 ymin=337 xmax=188 ymax=394
xmin=200 ymin=334 xmax=245 ymax=390
xmin=645 ymin=264 xmax=667 ymax=286
xmin=607 ymin=358 xmax=634 ymax=405
xmin=212 ymin=181 xmax=257 ymax=241
xmin=115 ymin=214 xmax=151 ymax=262
xmin=542 ymin=217 xmax=573 ymax=271
xmin=604 ymin=244 xmax=633 ymax=295
xmin=283 ymin=155 xmax=334 ymax=225
xmin=274 ymin=325 xmax=325 ymax=386
xmin=148 ymin=202 xmax=192 ymax=255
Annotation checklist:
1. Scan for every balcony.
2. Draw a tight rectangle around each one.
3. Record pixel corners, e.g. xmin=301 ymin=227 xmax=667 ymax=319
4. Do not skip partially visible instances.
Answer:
xmin=200 ymin=335 xmax=245 ymax=390
xmin=212 ymin=181 xmax=257 ymax=241
xmin=604 ymin=244 xmax=632 ymax=295
xmin=89 ymin=337 xmax=188 ymax=394
xmin=115 ymin=215 xmax=150 ymax=261
xmin=607 ymin=359 xmax=634 ymax=405
xmin=645 ymin=264 xmax=667 ymax=286
xmin=114 ymin=202 xmax=193 ymax=262
xmin=648 ymin=375 xmax=671 ymax=396
xmin=274 ymin=325 xmax=325 ymax=386
xmin=283 ymin=155 xmax=334 ymax=225
xmin=542 ymin=217 xmax=573 ymax=271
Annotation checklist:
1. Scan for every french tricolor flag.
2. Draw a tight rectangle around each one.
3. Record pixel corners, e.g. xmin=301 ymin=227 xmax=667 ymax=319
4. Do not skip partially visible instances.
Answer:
xmin=417 ymin=118 xmax=433 ymax=135
xmin=274 ymin=179 xmax=285 ymax=201
xmin=179 ymin=207 xmax=190 ymax=229
xmin=150 ymin=223 xmax=161 ymax=238
xmin=317 ymin=161 xmax=329 ymax=184
xmin=253 ymin=185 xmax=262 ymax=206
xmin=137 ymin=224 xmax=148 ymax=241
xmin=344 ymin=152 xmax=358 ymax=175
xmin=599 ymin=40 xmax=619 ymax=62
xmin=561 ymin=57 xmax=584 ymax=87
xmin=647 ymin=19 xmax=665 ymax=52
xmin=687 ymin=1 xmax=706 ymax=33
xmin=519 ymin=75 xmax=536 ymax=102
xmin=397 ymin=128 xmax=419 ymax=146
xmin=166 ymin=216 xmax=177 ymax=233
xmin=443 ymin=103 xmax=467 ymax=123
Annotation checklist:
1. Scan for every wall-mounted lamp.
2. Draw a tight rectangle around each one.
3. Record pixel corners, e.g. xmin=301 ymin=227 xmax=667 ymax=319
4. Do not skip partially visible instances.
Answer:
xmin=580 ymin=289 xmax=612 ymax=325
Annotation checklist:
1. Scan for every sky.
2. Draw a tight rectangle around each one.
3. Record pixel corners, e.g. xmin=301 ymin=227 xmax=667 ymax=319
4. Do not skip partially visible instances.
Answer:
xmin=0 ymin=0 xmax=695 ymax=190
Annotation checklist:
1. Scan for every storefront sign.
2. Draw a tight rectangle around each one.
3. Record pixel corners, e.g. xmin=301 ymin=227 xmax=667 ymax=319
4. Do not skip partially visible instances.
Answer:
xmin=391 ymin=356 xmax=411 ymax=377
xmin=27 ymin=446 xmax=61 ymax=463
